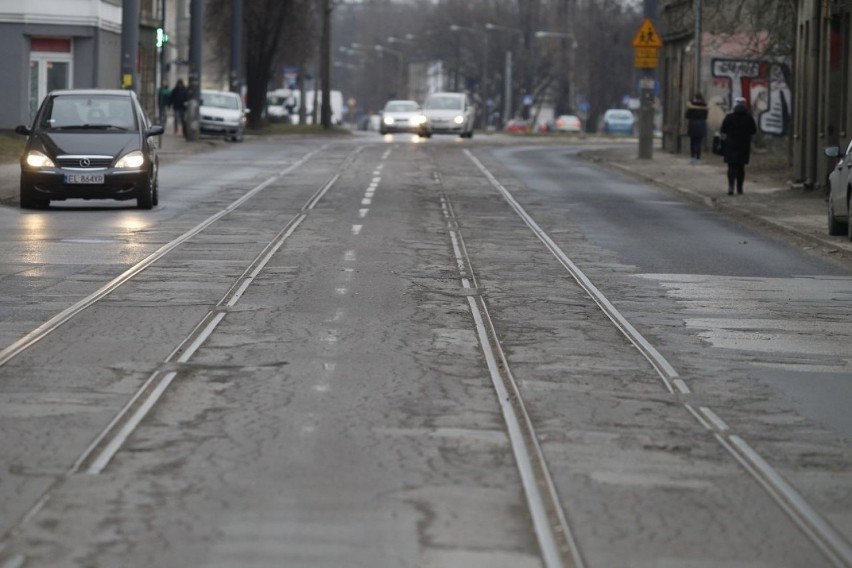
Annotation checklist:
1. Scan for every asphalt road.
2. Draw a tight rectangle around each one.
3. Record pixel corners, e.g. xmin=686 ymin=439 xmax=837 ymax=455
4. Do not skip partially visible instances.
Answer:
xmin=0 ymin=133 xmax=850 ymax=567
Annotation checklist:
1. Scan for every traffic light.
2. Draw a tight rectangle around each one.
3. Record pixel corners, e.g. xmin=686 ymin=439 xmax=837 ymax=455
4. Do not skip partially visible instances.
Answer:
xmin=156 ymin=28 xmax=169 ymax=48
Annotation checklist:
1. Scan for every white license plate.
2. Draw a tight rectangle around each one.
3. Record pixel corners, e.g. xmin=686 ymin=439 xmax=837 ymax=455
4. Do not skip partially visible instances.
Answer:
xmin=65 ymin=174 xmax=105 ymax=185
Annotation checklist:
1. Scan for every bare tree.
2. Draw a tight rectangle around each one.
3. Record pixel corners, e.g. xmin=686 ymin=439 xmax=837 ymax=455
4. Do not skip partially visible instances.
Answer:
xmin=206 ymin=0 xmax=315 ymax=129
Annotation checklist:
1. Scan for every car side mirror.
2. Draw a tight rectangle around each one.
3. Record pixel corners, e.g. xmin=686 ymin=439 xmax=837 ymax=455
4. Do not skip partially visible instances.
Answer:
xmin=14 ymin=125 xmax=30 ymax=136
xmin=824 ymin=146 xmax=840 ymax=158
xmin=244 ymin=108 xmax=250 ymax=115
xmin=147 ymin=125 xmax=165 ymax=137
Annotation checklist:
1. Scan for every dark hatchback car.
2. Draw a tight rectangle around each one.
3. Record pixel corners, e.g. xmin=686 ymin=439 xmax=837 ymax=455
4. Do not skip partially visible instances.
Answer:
xmin=15 ymin=89 xmax=164 ymax=209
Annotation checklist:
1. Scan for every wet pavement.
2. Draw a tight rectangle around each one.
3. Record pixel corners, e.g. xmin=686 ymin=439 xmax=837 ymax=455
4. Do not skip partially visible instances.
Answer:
xmin=578 ymin=143 xmax=852 ymax=262
xmin=2 ymin=132 xmax=850 ymax=264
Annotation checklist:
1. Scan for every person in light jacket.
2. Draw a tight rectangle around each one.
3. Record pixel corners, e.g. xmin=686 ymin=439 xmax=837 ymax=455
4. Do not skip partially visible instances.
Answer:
xmin=720 ymin=96 xmax=758 ymax=195
xmin=684 ymin=93 xmax=708 ymax=164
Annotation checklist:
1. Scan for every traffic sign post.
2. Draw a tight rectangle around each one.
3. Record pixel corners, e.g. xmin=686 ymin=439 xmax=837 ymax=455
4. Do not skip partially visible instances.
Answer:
xmin=632 ymin=17 xmax=661 ymax=160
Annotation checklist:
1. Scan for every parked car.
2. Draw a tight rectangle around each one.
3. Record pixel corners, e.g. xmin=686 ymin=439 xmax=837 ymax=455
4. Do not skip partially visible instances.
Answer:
xmin=825 ymin=139 xmax=852 ymax=238
xmin=380 ymin=100 xmax=430 ymax=137
xmin=200 ymin=90 xmax=248 ymax=141
xmin=536 ymin=119 xmax=554 ymax=132
xmin=504 ymin=118 xmax=531 ymax=134
xmin=554 ymin=114 xmax=583 ymax=133
xmin=14 ymin=89 xmax=164 ymax=210
xmin=599 ymin=109 xmax=635 ymax=136
xmin=265 ymin=89 xmax=296 ymax=123
xmin=421 ymin=92 xmax=475 ymax=138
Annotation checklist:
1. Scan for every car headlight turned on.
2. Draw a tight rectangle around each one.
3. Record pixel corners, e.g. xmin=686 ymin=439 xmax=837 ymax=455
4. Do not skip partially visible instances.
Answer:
xmin=414 ymin=115 xmax=427 ymax=125
xmin=115 ymin=151 xmax=145 ymax=169
xmin=25 ymin=150 xmax=55 ymax=169
xmin=383 ymin=116 xmax=394 ymax=126
xmin=453 ymin=115 xmax=464 ymax=125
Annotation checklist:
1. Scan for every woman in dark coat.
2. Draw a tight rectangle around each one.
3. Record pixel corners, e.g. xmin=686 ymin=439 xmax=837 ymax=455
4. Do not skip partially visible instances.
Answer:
xmin=720 ymin=96 xmax=758 ymax=195
xmin=685 ymin=93 xmax=708 ymax=164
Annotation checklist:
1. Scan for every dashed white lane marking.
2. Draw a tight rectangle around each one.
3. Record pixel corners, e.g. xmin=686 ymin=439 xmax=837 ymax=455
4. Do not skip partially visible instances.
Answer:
xmin=335 ymin=287 xmax=348 ymax=295
xmin=344 ymin=250 xmax=356 ymax=262
xmin=359 ymin=208 xmax=369 ymax=218
xmin=361 ymin=198 xmax=372 ymax=205
xmin=352 ymin=225 xmax=363 ymax=235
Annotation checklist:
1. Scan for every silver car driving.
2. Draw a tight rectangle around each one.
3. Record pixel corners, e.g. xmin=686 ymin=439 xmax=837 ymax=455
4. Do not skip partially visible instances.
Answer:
xmin=380 ymin=100 xmax=430 ymax=136
xmin=421 ymin=92 xmax=475 ymax=138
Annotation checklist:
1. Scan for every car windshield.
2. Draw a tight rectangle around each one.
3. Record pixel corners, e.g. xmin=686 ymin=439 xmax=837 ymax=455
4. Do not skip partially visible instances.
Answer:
xmin=40 ymin=95 xmax=137 ymax=130
xmin=423 ymin=96 xmax=463 ymax=110
xmin=203 ymin=92 xmax=240 ymax=110
xmin=385 ymin=102 xmax=419 ymax=112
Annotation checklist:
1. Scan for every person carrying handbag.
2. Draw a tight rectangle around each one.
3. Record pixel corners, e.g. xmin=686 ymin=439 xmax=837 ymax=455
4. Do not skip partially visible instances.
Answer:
xmin=720 ymin=96 xmax=757 ymax=195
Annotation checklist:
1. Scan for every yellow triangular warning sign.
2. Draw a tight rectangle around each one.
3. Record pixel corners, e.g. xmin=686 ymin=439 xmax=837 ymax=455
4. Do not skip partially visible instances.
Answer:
xmin=632 ymin=18 xmax=662 ymax=48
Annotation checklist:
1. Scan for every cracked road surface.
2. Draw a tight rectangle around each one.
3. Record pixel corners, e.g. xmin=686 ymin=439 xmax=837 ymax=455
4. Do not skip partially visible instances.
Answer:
xmin=0 ymin=134 xmax=850 ymax=567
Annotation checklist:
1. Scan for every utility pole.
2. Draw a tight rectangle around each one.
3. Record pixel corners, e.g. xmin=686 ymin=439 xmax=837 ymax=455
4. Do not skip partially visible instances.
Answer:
xmin=693 ymin=0 xmax=702 ymax=95
xmin=230 ymin=0 xmax=242 ymax=95
xmin=638 ymin=0 xmax=658 ymax=159
xmin=186 ymin=0 xmax=203 ymax=141
xmin=504 ymin=52 xmax=513 ymax=123
xmin=121 ymin=0 xmax=139 ymax=91
xmin=320 ymin=0 xmax=332 ymax=129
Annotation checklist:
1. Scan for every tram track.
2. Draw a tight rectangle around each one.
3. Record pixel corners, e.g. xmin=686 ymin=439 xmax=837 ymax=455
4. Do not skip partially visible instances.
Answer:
xmin=0 ymin=144 xmax=364 ymax=560
xmin=0 ymin=139 xmax=849 ymax=567
xmin=461 ymin=148 xmax=852 ymax=568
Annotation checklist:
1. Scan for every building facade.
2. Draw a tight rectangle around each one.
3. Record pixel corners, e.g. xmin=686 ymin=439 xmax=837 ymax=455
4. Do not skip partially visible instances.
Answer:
xmin=0 ymin=0 xmax=166 ymax=130
xmin=659 ymin=1 xmax=793 ymax=157
xmin=793 ymin=0 xmax=852 ymax=189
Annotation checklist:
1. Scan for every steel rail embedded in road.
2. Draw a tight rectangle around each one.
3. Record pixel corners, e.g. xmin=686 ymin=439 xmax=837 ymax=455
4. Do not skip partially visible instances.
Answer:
xmin=0 ymin=145 xmax=329 ymax=369
xmin=78 ymin=150 xmax=360 ymax=474
xmin=463 ymin=149 xmax=852 ymax=568
xmin=437 ymin=185 xmax=583 ymax=567
xmin=0 ymin=145 xmax=364 ymax=557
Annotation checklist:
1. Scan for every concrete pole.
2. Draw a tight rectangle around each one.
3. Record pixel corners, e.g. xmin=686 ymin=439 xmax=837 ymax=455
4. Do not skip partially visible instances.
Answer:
xmin=321 ymin=0 xmax=332 ymax=128
xmin=638 ymin=0 xmax=657 ymax=159
xmin=121 ymin=0 xmax=139 ymax=91
xmin=503 ymin=51 xmax=513 ymax=125
xmin=186 ymin=0 xmax=203 ymax=141
xmin=693 ymin=0 xmax=702 ymax=96
xmin=230 ymin=0 xmax=242 ymax=94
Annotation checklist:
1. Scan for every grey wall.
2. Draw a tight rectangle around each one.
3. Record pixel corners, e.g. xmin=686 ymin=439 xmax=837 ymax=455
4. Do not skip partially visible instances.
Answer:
xmin=0 ymin=23 xmax=120 ymax=129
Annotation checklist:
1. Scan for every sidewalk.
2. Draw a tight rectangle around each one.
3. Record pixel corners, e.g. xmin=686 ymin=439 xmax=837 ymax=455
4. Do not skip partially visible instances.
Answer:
xmin=578 ymin=144 xmax=852 ymax=262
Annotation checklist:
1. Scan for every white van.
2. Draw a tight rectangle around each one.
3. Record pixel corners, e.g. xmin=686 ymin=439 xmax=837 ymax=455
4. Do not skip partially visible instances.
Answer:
xmin=286 ymin=90 xmax=344 ymax=125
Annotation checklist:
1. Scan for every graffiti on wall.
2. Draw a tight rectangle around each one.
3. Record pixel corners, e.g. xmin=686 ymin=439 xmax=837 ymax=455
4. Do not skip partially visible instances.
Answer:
xmin=711 ymin=58 xmax=792 ymax=136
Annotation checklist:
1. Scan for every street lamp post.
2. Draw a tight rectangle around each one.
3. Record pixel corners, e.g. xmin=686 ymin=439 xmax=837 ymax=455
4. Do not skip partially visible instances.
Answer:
xmin=534 ymin=30 xmax=577 ymax=116
xmin=375 ymin=44 xmax=405 ymax=99
xmin=449 ymin=25 xmax=487 ymax=102
xmin=484 ymin=23 xmax=523 ymax=127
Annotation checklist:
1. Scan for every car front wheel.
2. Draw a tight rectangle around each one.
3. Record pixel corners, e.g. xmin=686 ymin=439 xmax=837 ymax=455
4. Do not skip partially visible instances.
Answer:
xmin=827 ymin=192 xmax=846 ymax=236
xmin=137 ymin=176 xmax=154 ymax=210
xmin=848 ymin=195 xmax=852 ymax=241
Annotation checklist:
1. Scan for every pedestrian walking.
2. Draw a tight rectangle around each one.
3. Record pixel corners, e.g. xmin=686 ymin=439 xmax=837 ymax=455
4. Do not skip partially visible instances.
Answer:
xmin=169 ymin=79 xmax=188 ymax=135
xmin=157 ymin=80 xmax=171 ymax=126
xmin=720 ymin=96 xmax=757 ymax=195
xmin=685 ymin=93 xmax=708 ymax=164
